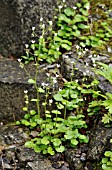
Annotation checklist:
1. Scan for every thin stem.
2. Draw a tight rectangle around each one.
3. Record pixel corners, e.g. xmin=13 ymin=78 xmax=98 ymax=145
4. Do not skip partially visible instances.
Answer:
xmin=44 ymin=88 xmax=49 ymax=132
xmin=34 ymin=61 xmax=41 ymax=117
xmin=64 ymin=106 xmax=67 ymax=120
xmin=54 ymin=113 xmax=57 ymax=136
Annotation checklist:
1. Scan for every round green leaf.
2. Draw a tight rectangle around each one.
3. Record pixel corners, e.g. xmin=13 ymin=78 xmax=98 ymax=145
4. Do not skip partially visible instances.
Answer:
xmin=55 ymin=145 xmax=65 ymax=152
xmin=72 ymin=25 xmax=77 ymax=30
xmin=52 ymin=110 xmax=61 ymax=115
xmin=47 ymin=146 xmax=55 ymax=155
xmin=77 ymin=23 xmax=89 ymax=29
xmin=64 ymin=7 xmax=75 ymax=16
xmin=28 ymin=79 xmax=36 ymax=84
xmin=41 ymin=137 xmax=50 ymax=145
xmin=105 ymin=151 xmax=112 ymax=157
xmin=53 ymin=93 xmax=63 ymax=101
xmin=58 ymin=14 xmax=70 ymax=23
xmin=52 ymin=138 xmax=61 ymax=146
xmin=25 ymin=141 xmax=34 ymax=148
xmin=61 ymin=44 xmax=71 ymax=51
xmin=102 ymin=158 xmax=108 ymax=164
xmin=24 ymin=114 xmax=30 ymax=119
xmin=38 ymin=87 xmax=45 ymax=93
xmin=16 ymin=121 xmax=20 ymax=125
xmin=34 ymin=145 xmax=41 ymax=153
xmin=21 ymin=119 xmax=30 ymax=126
xmin=30 ymin=110 xmax=36 ymax=115
xmin=23 ymin=107 xmax=28 ymax=111
xmin=71 ymin=138 xmax=78 ymax=145
xmin=30 ymin=122 xmax=37 ymax=127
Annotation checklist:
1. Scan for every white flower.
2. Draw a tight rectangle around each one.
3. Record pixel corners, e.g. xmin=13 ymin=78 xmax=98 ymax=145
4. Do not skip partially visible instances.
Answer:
xmin=85 ymin=48 xmax=88 ymax=51
xmin=71 ymin=61 xmax=74 ymax=64
xmin=40 ymin=36 xmax=43 ymax=39
xmin=32 ymin=27 xmax=35 ymax=31
xmin=32 ymin=33 xmax=34 ymax=37
xmin=56 ymin=74 xmax=59 ymax=78
xmin=42 ymin=82 xmax=45 ymax=86
xmin=73 ymin=6 xmax=77 ymax=10
xmin=17 ymin=58 xmax=22 ymax=62
xmin=86 ymin=5 xmax=90 ymax=10
xmin=0 ymin=122 xmax=3 ymax=126
xmin=97 ymin=55 xmax=100 ymax=59
xmin=78 ymin=51 xmax=82 ymax=56
xmin=76 ymin=45 xmax=80 ymax=49
xmin=49 ymin=99 xmax=53 ymax=104
xmin=93 ymin=63 xmax=96 ymax=67
xmin=59 ymin=88 xmax=62 ymax=91
xmin=63 ymin=0 xmax=65 ymax=2
xmin=24 ymin=90 xmax=28 ymax=94
xmin=83 ymin=51 xmax=86 ymax=54
xmin=25 ymin=44 xmax=29 ymax=48
xmin=40 ymin=17 xmax=43 ymax=22
xmin=54 ymin=33 xmax=57 ymax=36
xmin=49 ymin=21 xmax=52 ymax=26
xmin=86 ymin=70 xmax=90 ymax=73
xmin=31 ymin=40 xmax=35 ymax=44
xmin=92 ymin=58 xmax=95 ymax=63
xmin=52 ymin=78 xmax=57 ymax=84
xmin=83 ymin=72 xmax=86 ymax=76
xmin=88 ymin=55 xmax=92 ymax=58
xmin=84 ymin=97 xmax=87 ymax=100
xmin=59 ymin=5 xmax=63 ymax=9
xmin=41 ymin=24 xmax=45 ymax=28
xmin=56 ymin=47 xmax=59 ymax=51
xmin=108 ymin=47 xmax=111 ymax=52
xmin=86 ymin=62 xmax=89 ymax=66
xmin=64 ymin=55 xmax=69 ymax=59
xmin=56 ymin=64 xmax=60 ymax=68
xmin=75 ymin=79 xmax=78 ymax=83
xmin=45 ymin=83 xmax=49 ymax=86
xmin=46 ymin=73 xmax=50 ymax=77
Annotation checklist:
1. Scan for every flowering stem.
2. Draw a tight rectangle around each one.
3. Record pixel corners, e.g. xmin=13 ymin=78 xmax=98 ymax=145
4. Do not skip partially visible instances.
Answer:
xmin=54 ymin=113 xmax=58 ymax=136
xmin=35 ymin=61 xmax=41 ymax=117
xmin=64 ymin=106 xmax=67 ymax=120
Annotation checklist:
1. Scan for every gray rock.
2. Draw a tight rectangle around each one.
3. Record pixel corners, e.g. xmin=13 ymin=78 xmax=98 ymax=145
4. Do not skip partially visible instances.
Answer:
xmin=65 ymin=149 xmax=85 ymax=170
xmin=0 ymin=58 xmax=60 ymax=123
xmin=60 ymin=51 xmax=112 ymax=93
xmin=0 ymin=124 xmax=55 ymax=170
xmin=2 ymin=162 xmax=13 ymax=169
xmin=0 ymin=0 xmax=77 ymax=57
xmin=26 ymin=160 xmax=55 ymax=170
xmin=0 ymin=125 xmax=29 ymax=146
xmin=87 ymin=125 xmax=112 ymax=160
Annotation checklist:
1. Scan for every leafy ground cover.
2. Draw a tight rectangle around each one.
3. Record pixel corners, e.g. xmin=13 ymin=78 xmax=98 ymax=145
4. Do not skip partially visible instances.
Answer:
xmin=14 ymin=0 xmax=112 ymax=169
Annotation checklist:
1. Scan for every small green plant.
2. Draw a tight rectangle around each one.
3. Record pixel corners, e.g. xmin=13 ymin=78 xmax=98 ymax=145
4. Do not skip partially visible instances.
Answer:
xmin=24 ymin=113 xmax=88 ymax=155
xmin=96 ymin=62 xmax=112 ymax=84
xmin=83 ymin=63 xmax=112 ymax=124
xmin=16 ymin=57 xmax=90 ymax=155
xmin=21 ymin=0 xmax=112 ymax=64
xmin=102 ymin=139 xmax=112 ymax=170
xmin=16 ymin=0 xmax=112 ymax=158
xmin=96 ymin=63 xmax=112 ymax=124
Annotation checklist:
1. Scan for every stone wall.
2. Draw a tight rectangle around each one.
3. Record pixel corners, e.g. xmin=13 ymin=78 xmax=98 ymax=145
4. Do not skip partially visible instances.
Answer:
xmin=0 ymin=58 xmax=60 ymax=123
xmin=0 ymin=0 xmax=77 ymax=57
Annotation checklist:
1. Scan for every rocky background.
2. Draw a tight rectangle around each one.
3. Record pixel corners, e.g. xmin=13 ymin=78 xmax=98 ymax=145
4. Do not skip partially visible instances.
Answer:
xmin=0 ymin=0 xmax=112 ymax=169
xmin=0 ymin=0 xmax=77 ymax=57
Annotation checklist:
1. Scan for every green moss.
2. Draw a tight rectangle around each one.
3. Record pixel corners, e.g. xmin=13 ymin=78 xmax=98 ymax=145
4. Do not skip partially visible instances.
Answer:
xmin=89 ymin=0 xmax=112 ymax=54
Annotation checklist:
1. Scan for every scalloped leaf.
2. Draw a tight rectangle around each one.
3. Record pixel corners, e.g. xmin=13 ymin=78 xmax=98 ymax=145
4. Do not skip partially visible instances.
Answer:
xmin=64 ymin=7 xmax=75 ymax=16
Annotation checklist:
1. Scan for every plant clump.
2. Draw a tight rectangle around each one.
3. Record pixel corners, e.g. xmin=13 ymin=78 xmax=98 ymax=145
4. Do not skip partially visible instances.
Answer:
xmin=16 ymin=1 xmax=112 ymax=168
